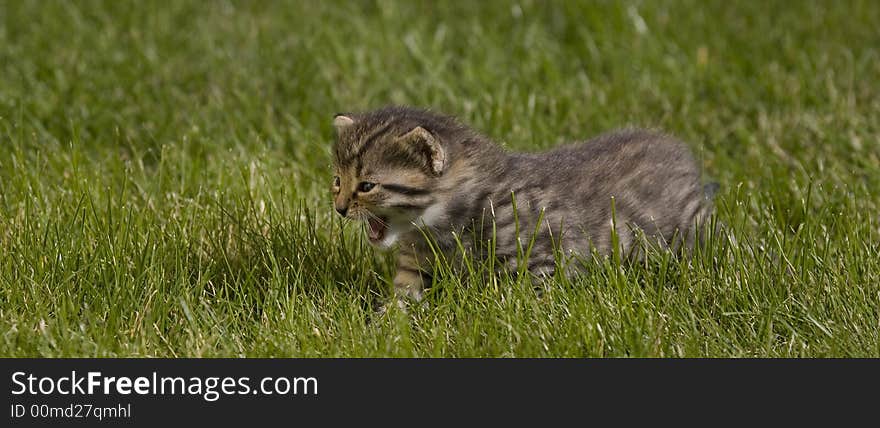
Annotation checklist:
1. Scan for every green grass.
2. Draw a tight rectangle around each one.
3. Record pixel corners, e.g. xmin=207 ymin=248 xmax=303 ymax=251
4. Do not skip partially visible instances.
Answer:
xmin=1 ymin=0 xmax=878 ymax=357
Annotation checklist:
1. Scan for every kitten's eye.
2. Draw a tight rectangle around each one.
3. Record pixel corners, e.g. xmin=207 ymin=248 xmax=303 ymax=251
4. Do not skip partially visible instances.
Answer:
xmin=332 ymin=176 xmax=340 ymax=187
xmin=357 ymin=182 xmax=377 ymax=192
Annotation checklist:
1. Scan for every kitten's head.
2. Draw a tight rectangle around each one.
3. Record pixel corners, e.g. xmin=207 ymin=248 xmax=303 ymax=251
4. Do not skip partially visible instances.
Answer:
xmin=330 ymin=107 xmax=452 ymax=249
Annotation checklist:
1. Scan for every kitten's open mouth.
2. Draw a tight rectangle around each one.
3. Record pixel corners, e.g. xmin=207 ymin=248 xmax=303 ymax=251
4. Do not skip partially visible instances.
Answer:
xmin=366 ymin=216 xmax=388 ymax=243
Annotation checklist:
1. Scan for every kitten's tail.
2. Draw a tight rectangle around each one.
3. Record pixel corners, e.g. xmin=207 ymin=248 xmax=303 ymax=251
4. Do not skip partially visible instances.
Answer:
xmin=696 ymin=182 xmax=720 ymax=225
xmin=703 ymin=182 xmax=720 ymax=200
xmin=691 ymin=182 xmax=721 ymax=248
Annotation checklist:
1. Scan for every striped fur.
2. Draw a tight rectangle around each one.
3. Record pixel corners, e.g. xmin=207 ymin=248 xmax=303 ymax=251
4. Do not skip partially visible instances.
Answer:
xmin=331 ymin=106 xmax=716 ymax=307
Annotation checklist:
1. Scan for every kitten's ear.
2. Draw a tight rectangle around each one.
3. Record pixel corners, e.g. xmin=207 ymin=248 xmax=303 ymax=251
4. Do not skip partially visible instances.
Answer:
xmin=397 ymin=126 xmax=446 ymax=175
xmin=333 ymin=114 xmax=355 ymax=133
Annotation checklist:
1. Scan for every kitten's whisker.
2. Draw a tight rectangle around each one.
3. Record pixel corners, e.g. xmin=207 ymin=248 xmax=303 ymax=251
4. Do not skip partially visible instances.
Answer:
xmin=364 ymin=210 xmax=389 ymax=227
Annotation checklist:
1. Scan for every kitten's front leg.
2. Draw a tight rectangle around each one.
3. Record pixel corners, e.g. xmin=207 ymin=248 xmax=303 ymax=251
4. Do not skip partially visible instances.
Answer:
xmin=373 ymin=252 xmax=427 ymax=317
xmin=392 ymin=251 xmax=426 ymax=306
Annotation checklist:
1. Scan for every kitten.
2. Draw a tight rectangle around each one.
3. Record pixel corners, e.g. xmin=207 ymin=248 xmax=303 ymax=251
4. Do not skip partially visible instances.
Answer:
xmin=331 ymin=106 xmax=715 ymax=307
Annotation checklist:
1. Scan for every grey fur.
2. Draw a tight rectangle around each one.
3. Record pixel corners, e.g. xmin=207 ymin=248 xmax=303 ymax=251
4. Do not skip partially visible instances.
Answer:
xmin=331 ymin=106 xmax=715 ymax=304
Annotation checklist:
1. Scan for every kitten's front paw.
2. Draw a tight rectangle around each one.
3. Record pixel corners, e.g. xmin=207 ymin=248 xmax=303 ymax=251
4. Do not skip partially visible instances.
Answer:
xmin=395 ymin=296 xmax=411 ymax=312
xmin=367 ymin=299 xmax=389 ymax=324
xmin=370 ymin=297 xmax=408 ymax=322
xmin=373 ymin=301 xmax=389 ymax=317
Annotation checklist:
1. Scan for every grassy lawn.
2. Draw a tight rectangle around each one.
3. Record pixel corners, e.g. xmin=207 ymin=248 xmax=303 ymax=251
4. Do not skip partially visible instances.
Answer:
xmin=1 ymin=0 xmax=878 ymax=357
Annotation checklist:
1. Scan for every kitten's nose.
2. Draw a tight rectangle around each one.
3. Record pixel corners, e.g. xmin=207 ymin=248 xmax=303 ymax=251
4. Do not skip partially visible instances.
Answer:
xmin=335 ymin=205 xmax=348 ymax=217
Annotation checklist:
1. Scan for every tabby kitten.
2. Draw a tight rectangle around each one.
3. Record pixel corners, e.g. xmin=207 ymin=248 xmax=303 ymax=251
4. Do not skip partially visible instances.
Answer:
xmin=331 ymin=106 xmax=715 ymax=306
